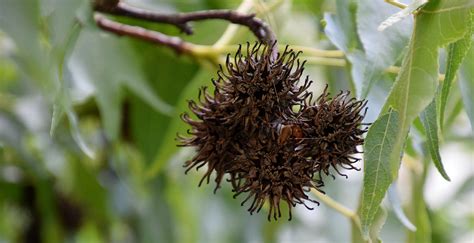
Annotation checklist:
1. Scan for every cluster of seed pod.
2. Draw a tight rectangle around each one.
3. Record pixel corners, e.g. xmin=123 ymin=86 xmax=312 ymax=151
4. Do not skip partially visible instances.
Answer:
xmin=178 ymin=42 xmax=368 ymax=221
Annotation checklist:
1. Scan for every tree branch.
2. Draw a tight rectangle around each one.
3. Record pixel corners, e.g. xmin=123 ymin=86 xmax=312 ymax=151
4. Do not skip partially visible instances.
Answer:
xmin=94 ymin=14 xmax=193 ymax=54
xmin=93 ymin=1 xmax=277 ymax=59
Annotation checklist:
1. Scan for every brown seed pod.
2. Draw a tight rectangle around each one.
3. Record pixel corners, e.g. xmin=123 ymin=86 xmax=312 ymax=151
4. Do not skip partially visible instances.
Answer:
xmin=299 ymin=85 xmax=368 ymax=178
xmin=178 ymin=42 xmax=368 ymax=221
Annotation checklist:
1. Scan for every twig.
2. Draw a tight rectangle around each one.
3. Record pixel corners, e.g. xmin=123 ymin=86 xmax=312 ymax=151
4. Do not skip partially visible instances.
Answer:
xmin=95 ymin=2 xmax=194 ymax=34
xmin=94 ymin=1 xmax=277 ymax=58
xmin=94 ymin=14 xmax=193 ymax=54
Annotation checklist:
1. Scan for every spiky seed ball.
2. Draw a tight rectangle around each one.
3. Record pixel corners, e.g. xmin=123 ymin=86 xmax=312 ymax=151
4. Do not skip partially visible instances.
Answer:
xmin=178 ymin=42 xmax=323 ymax=221
xmin=178 ymin=42 xmax=369 ymax=221
xmin=300 ymin=86 xmax=368 ymax=178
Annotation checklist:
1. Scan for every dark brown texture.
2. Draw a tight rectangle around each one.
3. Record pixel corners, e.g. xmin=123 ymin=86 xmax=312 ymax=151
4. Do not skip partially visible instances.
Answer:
xmin=179 ymin=43 xmax=367 ymax=221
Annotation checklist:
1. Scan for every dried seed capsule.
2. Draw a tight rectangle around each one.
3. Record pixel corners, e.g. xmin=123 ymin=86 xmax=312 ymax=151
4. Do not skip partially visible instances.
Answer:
xmin=178 ymin=42 xmax=368 ymax=221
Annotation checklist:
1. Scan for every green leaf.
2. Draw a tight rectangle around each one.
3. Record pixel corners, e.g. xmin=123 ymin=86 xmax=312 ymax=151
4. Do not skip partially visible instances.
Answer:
xmin=325 ymin=0 xmax=412 ymax=98
xmin=356 ymin=0 xmax=412 ymax=98
xmin=359 ymin=109 xmax=399 ymax=236
xmin=69 ymin=29 xmax=173 ymax=139
xmin=381 ymin=0 xmax=474 ymax=178
xmin=420 ymin=100 xmax=450 ymax=181
xmin=378 ymin=0 xmax=428 ymax=31
xmin=439 ymin=11 xmax=474 ymax=129
xmin=459 ymin=40 xmax=474 ymax=132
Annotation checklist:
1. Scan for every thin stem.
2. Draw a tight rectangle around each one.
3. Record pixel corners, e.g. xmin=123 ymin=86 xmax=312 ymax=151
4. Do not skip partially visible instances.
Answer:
xmin=385 ymin=0 xmax=407 ymax=9
xmin=291 ymin=46 xmax=345 ymax=58
xmin=311 ymin=188 xmax=356 ymax=219
xmin=305 ymin=57 xmax=445 ymax=81
xmin=305 ymin=56 xmax=347 ymax=66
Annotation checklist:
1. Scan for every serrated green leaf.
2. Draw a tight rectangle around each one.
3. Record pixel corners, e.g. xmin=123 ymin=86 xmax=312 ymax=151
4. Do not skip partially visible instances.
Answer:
xmin=356 ymin=0 xmax=412 ymax=98
xmin=381 ymin=0 xmax=473 ymax=178
xmin=440 ymin=11 xmax=474 ymax=130
xmin=459 ymin=40 xmax=474 ymax=132
xmin=69 ymin=29 xmax=172 ymax=139
xmin=359 ymin=109 xmax=399 ymax=237
xmin=146 ymin=69 xmax=214 ymax=178
xmin=420 ymin=100 xmax=450 ymax=181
